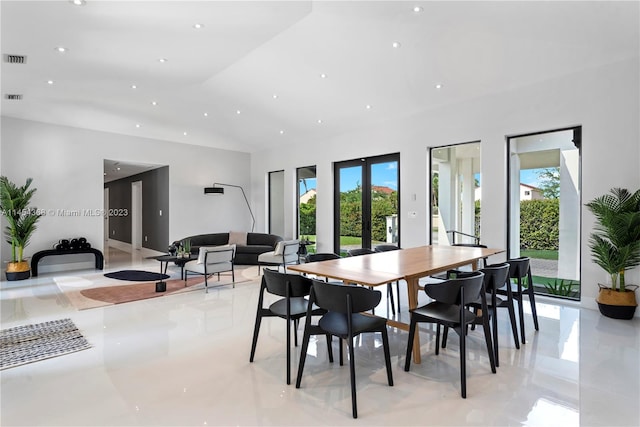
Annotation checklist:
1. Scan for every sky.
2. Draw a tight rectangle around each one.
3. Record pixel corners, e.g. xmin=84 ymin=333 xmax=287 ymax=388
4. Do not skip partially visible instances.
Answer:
xmin=338 ymin=162 xmax=398 ymax=192
xmin=298 ymin=164 xmax=542 ymax=195
xmin=521 ymin=169 xmax=543 ymax=187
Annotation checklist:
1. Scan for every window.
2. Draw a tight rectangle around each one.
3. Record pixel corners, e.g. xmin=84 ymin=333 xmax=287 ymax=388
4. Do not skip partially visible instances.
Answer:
xmin=268 ymin=170 xmax=284 ymax=237
xmin=297 ymin=166 xmax=317 ymax=252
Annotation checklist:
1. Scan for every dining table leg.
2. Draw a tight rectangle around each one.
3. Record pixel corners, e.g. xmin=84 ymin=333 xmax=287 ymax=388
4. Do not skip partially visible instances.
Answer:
xmin=406 ymin=277 xmax=422 ymax=364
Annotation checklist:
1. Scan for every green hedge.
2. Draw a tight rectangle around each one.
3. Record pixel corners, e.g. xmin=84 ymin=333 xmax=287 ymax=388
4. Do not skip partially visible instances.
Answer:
xmin=520 ymin=199 xmax=559 ymax=250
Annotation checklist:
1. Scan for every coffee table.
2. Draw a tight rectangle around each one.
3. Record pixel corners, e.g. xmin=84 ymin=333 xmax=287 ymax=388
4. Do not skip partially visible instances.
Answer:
xmin=151 ymin=254 xmax=197 ymax=292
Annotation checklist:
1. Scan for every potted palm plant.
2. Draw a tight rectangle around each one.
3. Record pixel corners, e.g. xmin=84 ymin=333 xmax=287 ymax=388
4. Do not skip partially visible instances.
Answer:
xmin=585 ymin=187 xmax=640 ymax=319
xmin=0 ymin=176 xmax=42 ymax=281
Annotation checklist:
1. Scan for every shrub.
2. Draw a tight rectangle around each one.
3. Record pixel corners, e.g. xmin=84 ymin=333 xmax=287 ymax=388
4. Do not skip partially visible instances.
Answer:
xmin=520 ymin=199 xmax=559 ymax=250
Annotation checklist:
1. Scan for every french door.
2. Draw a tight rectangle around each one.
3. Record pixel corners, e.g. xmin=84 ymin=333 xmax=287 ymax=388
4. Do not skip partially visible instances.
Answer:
xmin=334 ymin=153 xmax=399 ymax=255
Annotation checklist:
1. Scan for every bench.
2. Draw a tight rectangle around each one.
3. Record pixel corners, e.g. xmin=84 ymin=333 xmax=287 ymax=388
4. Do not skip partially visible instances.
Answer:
xmin=31 ymin=248 xmax=104 ymax=277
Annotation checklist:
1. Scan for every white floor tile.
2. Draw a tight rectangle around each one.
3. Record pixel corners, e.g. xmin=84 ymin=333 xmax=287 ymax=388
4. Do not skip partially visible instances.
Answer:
xmin=1 ymin=247 xmax=639 ymax=426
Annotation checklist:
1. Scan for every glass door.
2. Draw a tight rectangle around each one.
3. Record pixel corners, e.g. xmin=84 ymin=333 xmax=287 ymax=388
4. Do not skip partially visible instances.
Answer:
xmin=334 ymin=154 xmax=399 ymax=255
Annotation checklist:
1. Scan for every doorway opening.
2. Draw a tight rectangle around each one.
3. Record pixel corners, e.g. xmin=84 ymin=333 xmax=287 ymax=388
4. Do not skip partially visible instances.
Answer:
xmin=103 ymin=160 xmax=168 ymax=264
xmin=131 ymin=181 xmax=142 ymax=250
xmin=429 ymin=141 xmax=481 ymax=245
xmin=507 ymin=127 xmax=582 ymax=300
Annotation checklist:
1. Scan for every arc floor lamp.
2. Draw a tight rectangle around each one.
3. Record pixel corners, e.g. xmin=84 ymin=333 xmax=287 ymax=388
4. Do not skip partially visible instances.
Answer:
xmin=204 ymin=183 xmax=255 ymax=232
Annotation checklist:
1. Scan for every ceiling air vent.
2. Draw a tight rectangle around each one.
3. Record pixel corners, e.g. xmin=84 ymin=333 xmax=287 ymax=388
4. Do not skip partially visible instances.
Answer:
xmin=4 ymin=54 xmax=27 ymax=64
xmin=5 ymin=94 xmax=23 ymax=100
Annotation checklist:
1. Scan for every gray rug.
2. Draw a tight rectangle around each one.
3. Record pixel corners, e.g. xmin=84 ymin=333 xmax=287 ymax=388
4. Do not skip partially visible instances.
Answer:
xmin=0 ymin=318 xmax=92 ymax=370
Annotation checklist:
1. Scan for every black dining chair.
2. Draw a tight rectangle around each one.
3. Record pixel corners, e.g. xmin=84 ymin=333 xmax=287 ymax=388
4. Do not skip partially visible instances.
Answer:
xmin=249 ymin=268 xmax=333 ymax=385
xmin=444 ymin=263 xmax=518 ymax=368
xmin=374 ymin=244 xmax=402 ymax=313
xmin=347 ymin=248 xmax=397 ymax=315
xmin=497 ymin=257 xmax=539 ymax=344
xmin=404 ymin=271 xmax=496 ymax=398
xmin=296 ymin=280 xmax=394 ymax=419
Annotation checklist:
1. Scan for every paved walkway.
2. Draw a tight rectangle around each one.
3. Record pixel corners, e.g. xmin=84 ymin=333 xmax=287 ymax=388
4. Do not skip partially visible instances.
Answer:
xmin=530 ymin=257 xmax=558 ymax=278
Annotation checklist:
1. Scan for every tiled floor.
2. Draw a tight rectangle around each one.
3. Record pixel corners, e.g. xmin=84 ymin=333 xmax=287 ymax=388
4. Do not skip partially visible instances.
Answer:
xmin=1 ymin=245 xmax=639 ymax=426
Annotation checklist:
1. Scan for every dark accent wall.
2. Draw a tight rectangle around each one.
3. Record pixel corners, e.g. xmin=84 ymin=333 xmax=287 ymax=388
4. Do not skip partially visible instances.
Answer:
xmin=104 ymin=166 xmax=169 ymax=252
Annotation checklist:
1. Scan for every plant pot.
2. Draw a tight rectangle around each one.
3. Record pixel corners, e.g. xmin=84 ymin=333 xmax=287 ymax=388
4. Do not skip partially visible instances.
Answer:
xmin=596 ymin=284 xmax=638 ymax=320
xmin=5 ymin=261 xmax=31 ymax=281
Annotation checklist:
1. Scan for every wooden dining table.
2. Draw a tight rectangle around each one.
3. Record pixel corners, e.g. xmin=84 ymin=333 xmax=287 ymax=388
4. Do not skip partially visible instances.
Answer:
xmin=288 ymin=245 xmax=504 ymax=363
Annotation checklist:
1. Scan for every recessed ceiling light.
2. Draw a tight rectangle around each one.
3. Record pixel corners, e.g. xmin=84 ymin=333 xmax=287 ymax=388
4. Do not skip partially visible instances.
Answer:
xmin=151 ymin=101 xmax=158 ymax=106
xmin=47 ymin=80 xmax=54 ymax=85
xmin=116 ymin=167 xmax=121 ymax=171
xmin=317 ymin=119 xmax=323 ymax=124
xmin=273 ymin=94 xmax=278 ymax=99
xmin=135 ymin=124 xmax=141 ymax=128
xmin=183 ymin=132 xmax=188 ymax=136
xmin=55 ymin=46 xmax=67 ymax=53
xmin=192 ymin=23 xmax=204 ymax=29
xmin=158 ymin=58 xmax=168 ymax=63
xmin=131 ymin=84 xmax=137 ymax=89
xmin=365 ymin=104 xmax=372 ymax=110
xmin=236 ymin=110 xmax=241 ymax=115
xmin=203 ymin=112 xmax=208 ymax=117
xmin=435 ymin=83 xmax=443 ymax=89
xmin=392 ymin=41 xmax=401 ymax=48
xmin=413 ymin=6 xmax=423 ymax=13
xmin=69 ymin=0 xmax=85 ymax=5
xmin=320 ymin=73 xmax=327 ymax=79
xmin=279 ymin=130 xmax=284 ymax=135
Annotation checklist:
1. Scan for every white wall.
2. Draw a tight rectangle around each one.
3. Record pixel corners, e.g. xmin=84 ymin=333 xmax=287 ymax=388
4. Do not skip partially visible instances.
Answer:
xmin=250 ymin=57 xmax=640 ymax=313
xmin=0 ymin=118 xmax=252 ymax=264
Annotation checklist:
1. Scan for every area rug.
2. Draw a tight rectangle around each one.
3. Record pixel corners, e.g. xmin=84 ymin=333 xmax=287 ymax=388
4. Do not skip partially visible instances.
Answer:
xmin=0 ymin=318 xmax=92 ymax=370
xmin=79 ymin=276 xmax=207 ymax=305
xmin=104 ymin=270 xmax=169 ymax=281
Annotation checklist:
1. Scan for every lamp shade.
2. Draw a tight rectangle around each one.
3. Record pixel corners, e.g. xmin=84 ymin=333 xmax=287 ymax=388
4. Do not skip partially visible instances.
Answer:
xmin=204 ymin=187 xmax=224 ymax=194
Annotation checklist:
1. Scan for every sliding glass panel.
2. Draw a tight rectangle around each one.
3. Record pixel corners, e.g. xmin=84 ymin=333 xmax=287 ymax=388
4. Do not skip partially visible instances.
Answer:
xmin=297 ymin=166 xmax=317 ymax=254
xmin=430 ymin=142 xmax=481 ymax=245
xmin=507 ymin=127 xmax=581 ymax=300
xmin=336 ymin=163 xmax=363 ymax=255
xmin=370 ymin=160 xmax=399 ymax=247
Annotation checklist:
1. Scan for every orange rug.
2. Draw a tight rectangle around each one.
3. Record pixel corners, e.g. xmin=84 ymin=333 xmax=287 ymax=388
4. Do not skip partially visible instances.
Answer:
xmin=58 ymin=267 xmax=260 ymax=310
xmin=79 ymin=276 xmax=207 ymax=305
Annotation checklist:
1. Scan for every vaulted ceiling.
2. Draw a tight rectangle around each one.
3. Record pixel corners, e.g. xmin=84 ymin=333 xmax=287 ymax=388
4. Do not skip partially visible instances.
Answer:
xmin=2 ymin=1 xmax=638 ymax=153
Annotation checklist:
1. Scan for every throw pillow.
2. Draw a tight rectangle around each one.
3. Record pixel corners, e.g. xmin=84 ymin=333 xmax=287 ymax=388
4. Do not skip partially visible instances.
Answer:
xmin=197 ymin=246 xmax=217 ymax=264
xmin=228 ymin=231 xmax=247 ymax=246
xmin=273 ymin=241 xmax=286 ymax=256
